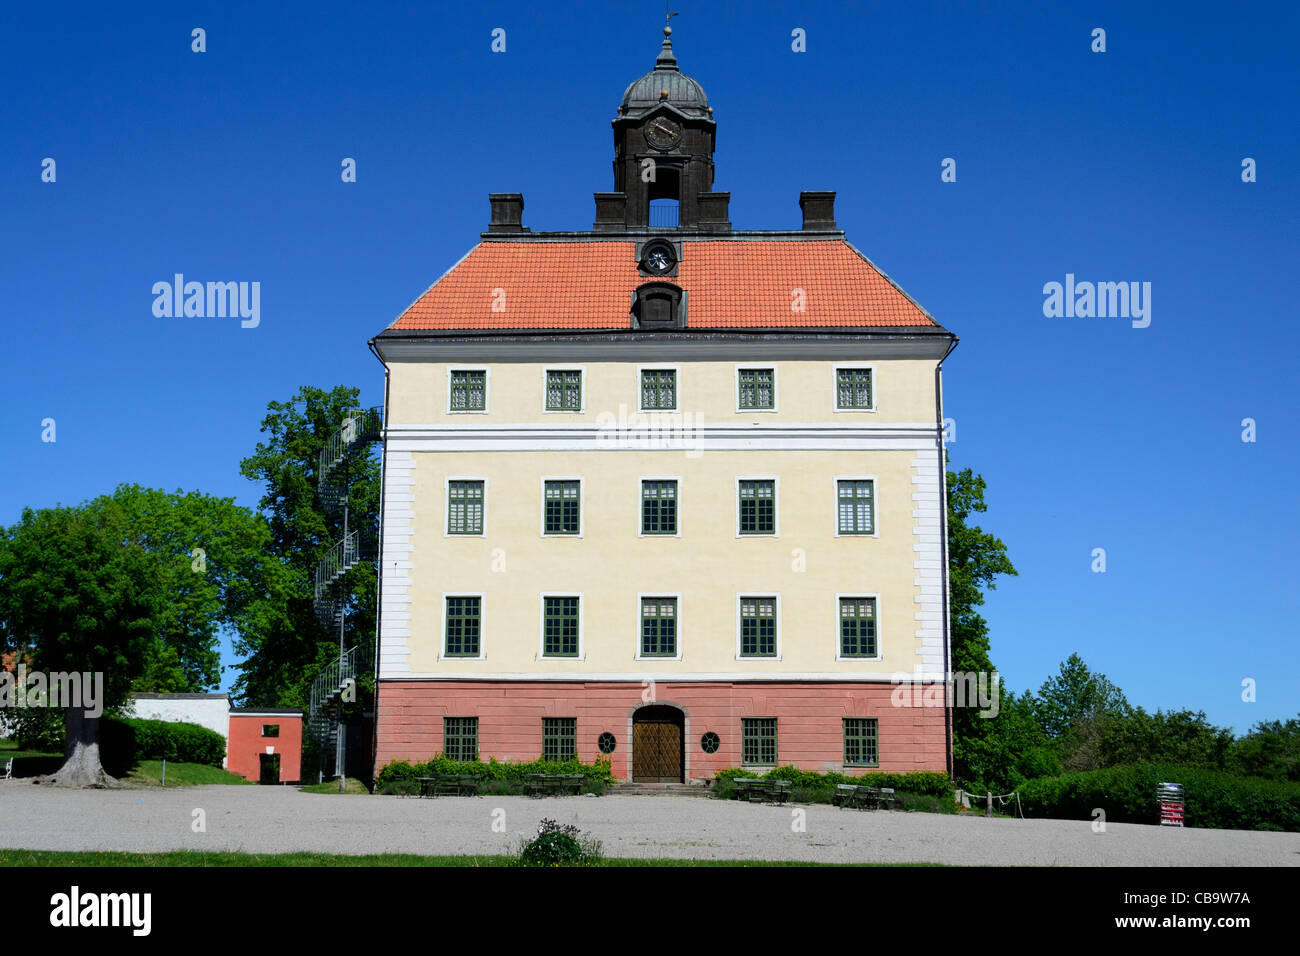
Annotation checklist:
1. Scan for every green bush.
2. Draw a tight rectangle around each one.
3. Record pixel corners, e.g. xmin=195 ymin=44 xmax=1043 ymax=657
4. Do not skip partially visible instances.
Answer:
xmin=375 ymin=755 xmax=614 ymax=793
xmin=10 ymin=707 xmax=65 ymax=752
xmin=897 ymin=791 xmax=961 ymax=815
xmin=480 ymin=778 xmax=527 ymax=796
xmin=1017 ymin=764 xmax=1300 ymax=832
xmin=516 ymin=818 xmax=603 ymax=867
xmin=713 ymin=766 xmax=951 ymax=801
xmin=522 ymin=828 xmax=583 ymax=865
xmin=101 ymin=718 xmax=226 ymax=772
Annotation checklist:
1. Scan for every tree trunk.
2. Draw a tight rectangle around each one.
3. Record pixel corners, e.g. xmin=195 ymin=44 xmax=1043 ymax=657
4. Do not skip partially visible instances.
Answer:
xmin=43 ymin=706 xmax=119 ymax=788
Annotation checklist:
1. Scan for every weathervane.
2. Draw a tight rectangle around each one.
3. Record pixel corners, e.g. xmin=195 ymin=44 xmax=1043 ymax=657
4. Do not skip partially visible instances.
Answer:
xmin=666 ymin=6 xmax=678 ymax=31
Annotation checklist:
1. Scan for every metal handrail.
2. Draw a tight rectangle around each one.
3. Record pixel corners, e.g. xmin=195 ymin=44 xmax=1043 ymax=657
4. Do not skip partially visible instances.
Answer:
xmin=307 ymin=644 xmax=360 ymax=744
xmin=318 ymin=407 xmax=382 ymax=480
xmin=313 ymin=531 xmax=360 ymax=601
xmin=648 ymin=201 xmax=679 ymax=228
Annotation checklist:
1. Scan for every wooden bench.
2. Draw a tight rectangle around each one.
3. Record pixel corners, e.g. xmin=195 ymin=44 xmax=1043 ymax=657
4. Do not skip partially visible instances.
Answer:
xmin=732 ymin=778 xmax=793 ymax=804
xmin=834 ymin=783 xmax=874 ymax=809
xmin=834 ymin=784 xmax=901 ymax=810
xmin=524 ymin=773 xmax=584 ymax=797
xmin=418 ymin=774 xmax=480 ymax=797
xmin=873 ymin=787 xmax=901 ymax=810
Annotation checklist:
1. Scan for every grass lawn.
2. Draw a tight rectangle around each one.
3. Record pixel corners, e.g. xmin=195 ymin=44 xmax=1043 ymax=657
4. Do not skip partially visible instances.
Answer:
xmin=0 ymin=738 xmax=63 ymax=762
xmin=0 ymin=849 xmax=930 ymax=867
xmin=1 ymin=745 xmax=252 ymax=785
xmin=299 ymin=777 xmax=369 ymax=794
xmin=125 ymin=761 xmax=253 ymax=787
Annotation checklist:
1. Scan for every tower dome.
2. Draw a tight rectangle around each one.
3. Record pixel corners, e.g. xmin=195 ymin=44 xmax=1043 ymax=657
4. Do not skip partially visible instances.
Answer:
xmin=618 ymin=27 xmax=710 ymax=117
xmin=602 ymin=21 xmax=724 ymax=231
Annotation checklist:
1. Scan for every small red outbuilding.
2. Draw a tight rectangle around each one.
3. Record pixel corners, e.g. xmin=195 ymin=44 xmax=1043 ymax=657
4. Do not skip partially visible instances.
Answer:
xmin=227 ymin=709 xmax=303 ymax=784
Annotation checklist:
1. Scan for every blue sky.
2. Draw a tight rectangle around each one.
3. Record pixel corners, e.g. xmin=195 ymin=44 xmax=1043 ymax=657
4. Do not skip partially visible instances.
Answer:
xmin=2 ymin=1 xmax=1296 ymax=731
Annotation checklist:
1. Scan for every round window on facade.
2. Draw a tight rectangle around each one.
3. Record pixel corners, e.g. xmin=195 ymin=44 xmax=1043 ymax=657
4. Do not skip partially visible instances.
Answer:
xmin=641 ymin=241 xmax=676 ymax=275
xmin=700 ymin=731 xmax=720 ymax=754
xmin=598 ymin=732 xmax=617 ymax=754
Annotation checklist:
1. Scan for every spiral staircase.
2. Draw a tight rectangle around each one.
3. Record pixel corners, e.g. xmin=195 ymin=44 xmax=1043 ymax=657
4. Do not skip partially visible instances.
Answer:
xmin=306 ymin=407 xmax=381 ymax=782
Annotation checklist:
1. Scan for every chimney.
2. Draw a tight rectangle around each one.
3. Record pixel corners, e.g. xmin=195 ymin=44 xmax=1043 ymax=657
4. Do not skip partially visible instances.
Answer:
xmin=593 ymin=192 xmax=628 ymax=232
xmin=697 ymin=192 xmax=731 ymax=233
xmin=799 ymin=190 xmax=837 ymax=231
xmin=487 ymin=193 xmax=528 ymax=233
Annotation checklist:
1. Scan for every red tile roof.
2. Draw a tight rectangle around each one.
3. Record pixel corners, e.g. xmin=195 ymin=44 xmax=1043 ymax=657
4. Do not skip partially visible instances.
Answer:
xmin=388 ymin=239 xmax=937 ymax=331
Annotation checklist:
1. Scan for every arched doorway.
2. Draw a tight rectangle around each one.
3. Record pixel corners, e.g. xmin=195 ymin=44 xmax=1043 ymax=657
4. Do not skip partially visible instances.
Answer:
xmin=632 ymin=705 xmax=684 ymax=782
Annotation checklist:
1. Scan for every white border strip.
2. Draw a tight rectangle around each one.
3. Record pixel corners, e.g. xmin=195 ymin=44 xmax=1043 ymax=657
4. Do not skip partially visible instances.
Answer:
xmin=378 ymin=449 xmax=415 ymax=678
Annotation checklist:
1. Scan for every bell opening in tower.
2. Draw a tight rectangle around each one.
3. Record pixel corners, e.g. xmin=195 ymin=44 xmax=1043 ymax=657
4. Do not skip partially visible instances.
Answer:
xmin=649 ymin=199 xmax=679 ymax=229
xmin=647 ymin=167 xmax=681 ymax=228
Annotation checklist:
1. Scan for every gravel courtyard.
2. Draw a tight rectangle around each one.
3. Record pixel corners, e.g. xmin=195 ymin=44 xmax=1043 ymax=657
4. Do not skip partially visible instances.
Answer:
xmin=2 ymin=782 xmax=1296 ymax=865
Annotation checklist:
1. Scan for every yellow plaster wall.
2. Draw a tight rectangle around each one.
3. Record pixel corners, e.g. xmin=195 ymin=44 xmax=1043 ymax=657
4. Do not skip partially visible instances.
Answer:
xmin=402 ymin=448 xmax=923 ymax=678
xmin=387 ymin=359 xmax=937 ymax=425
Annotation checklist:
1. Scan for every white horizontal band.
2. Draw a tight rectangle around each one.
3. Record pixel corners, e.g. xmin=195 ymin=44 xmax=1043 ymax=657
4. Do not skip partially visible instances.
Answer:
xmin=384 ymin=422 xmax=942 ymax=452
xmin=376 ymin=671 xmax=946 ymax=682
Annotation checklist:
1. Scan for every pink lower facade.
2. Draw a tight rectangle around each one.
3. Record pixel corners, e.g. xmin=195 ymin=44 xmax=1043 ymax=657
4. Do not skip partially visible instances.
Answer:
xmin=375 ymin=680 xmax=949 ymax=781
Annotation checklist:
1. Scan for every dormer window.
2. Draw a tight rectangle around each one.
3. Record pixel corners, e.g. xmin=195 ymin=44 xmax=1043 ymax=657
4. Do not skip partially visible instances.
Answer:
xmin=632 ymin=281 xmax=684 ymax=330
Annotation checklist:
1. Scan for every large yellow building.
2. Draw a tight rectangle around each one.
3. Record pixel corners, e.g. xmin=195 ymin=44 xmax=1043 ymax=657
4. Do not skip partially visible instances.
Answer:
xmin=369 ymin=28 xmax=956 ymax=782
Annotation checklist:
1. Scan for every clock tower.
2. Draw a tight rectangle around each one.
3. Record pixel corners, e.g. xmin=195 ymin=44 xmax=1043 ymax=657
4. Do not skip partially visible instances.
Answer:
xmin=594 ymin=24 xmax=731 ymax=233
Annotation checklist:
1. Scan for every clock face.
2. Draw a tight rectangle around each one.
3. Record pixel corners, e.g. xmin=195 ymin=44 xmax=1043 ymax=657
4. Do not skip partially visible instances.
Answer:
xmin=645 ymin=116 xmax=682 ymax=150
xmin=645 ymin=248 xmax=673 ymax=273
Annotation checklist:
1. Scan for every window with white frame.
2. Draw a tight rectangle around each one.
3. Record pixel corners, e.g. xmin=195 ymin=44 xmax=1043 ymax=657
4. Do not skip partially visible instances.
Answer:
xmin=450 ymin=370 xmax=486 ymax=411
xmin=837 ymin=480 xmax=874 ymax=534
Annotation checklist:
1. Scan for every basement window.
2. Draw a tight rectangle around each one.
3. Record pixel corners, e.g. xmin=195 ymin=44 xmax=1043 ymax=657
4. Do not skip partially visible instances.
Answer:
xmin=844 ymin=718 xmax=879 ymax=767
xmin=742 ymin=718 xmax=777 ymax=766
xmin=543 ymin=717 xmax=577 ymax=761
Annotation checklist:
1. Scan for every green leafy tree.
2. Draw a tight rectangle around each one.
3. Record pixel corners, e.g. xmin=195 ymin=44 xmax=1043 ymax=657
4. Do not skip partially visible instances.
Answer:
xmin=1231 ymin=717 xmax=1300 ymax=782
xmin=89 ymin=484 xmax=291 ymax=694
xmin=134 ymin=644 xmax=188 ymax=694
xmin=955 ymin=683 xmax=1059 ymax=790
xmin=1091 ymin=707 xmax=1232 ymax=771
xmin=0 ymin=487 xmax=287 ymax=784
xmin=946 ymin=466 xmax=1018 ymax=783
xmin=234 ymin=385 xmax=380 ymax=710
xmin=0 ymin=501 xmax=162 ymax=786
xmin=1034 ymin=652 xmax=1130 ymax=744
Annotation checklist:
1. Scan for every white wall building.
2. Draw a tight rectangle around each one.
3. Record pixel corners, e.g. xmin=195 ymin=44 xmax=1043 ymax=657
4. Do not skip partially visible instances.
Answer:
xmin=127 ymin=692 xmax=232 ymax=767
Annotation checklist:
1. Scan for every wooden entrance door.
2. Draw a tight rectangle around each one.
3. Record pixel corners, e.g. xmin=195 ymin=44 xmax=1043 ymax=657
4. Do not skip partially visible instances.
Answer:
xmin=632 ymin=706 xmax=683 ymax=782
